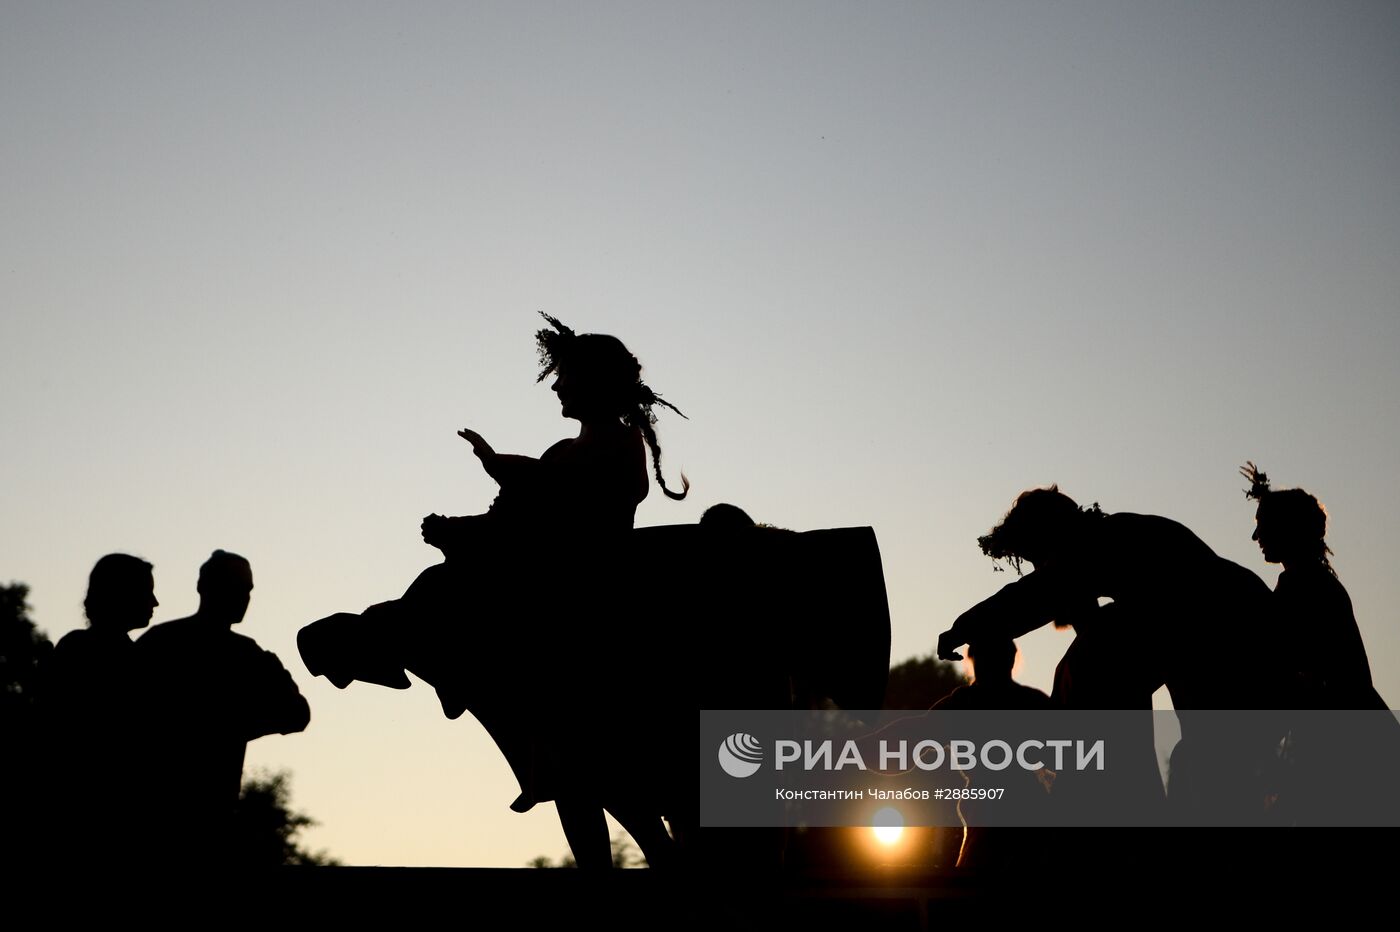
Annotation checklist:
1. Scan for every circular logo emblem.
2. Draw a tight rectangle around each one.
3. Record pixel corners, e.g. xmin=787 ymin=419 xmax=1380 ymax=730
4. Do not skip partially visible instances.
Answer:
xmin=718 ymin=733 xmax=764 ymax=778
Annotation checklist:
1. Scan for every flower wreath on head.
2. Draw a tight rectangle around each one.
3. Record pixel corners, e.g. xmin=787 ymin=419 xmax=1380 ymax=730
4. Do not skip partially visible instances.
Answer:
xmin=976 ymin=494 xmax=1106 ymax=575
xmin=1240 ymin=460 xmax=1334 ymax=569
xmin=533 ymin=312 xmax=687 ymax=426
xmin=1240 ymin=461 xmax=1271 ymax=501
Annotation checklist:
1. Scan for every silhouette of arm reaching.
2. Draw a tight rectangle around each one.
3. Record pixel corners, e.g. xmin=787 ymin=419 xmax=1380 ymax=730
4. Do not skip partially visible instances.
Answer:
xmin=420 ymin=427 xmax=545 ymax=550
xmin=938 ymin=571 xmax=1077 ymax=661
xmin=457 ymin=428 xmax=542 ymax=485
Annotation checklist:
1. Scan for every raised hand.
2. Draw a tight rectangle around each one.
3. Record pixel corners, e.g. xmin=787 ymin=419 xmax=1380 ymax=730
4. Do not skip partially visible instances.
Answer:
xmin=457 ymin=428 xmax=496 ymax=462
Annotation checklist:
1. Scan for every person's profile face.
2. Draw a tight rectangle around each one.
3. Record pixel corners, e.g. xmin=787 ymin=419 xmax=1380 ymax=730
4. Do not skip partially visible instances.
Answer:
xmin=551 ymin=364 xmax=606 ymax=421
xmin=1024 ymin=553 xmax=1055 ymax=573
xmin=202 ymin=562 xmax=254 ymax=624
xmin=129 ymin=569 xmax=158 ymax=632
xmin=228 ymin=582 xmax=252 ymax=624
xmin=225 ymin=571 xmax=254 ymax=625
xmin=551 ymin=367 xmax=577 ymax=418
xmin=103 ymin=568 xmax=157 ymax=633
xmin=1018 ymin=539 xmax=1058 ymax=572
xmin=1253 ymin=507 xmax=1283 ymax=563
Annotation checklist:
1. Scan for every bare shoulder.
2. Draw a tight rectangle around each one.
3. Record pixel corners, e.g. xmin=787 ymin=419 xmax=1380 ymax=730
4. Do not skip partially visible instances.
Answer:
xmin=540 ymin=437 xmax=574 ymax=458
xmin=548 ymin=424 xmax=643 ymax=460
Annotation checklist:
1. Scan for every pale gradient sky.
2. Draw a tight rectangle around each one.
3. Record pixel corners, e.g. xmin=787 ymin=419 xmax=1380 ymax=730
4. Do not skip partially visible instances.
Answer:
xmin=4 ymin=2 xmax=1398 ymax=867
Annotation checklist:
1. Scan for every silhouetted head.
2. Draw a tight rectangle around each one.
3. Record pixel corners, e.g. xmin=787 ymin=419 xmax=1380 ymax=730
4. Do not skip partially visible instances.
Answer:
xmin=84 ymin=553 xmax=157 ymax=634
xmin=700 ymin=503 xmax=756 ymax=530
xmin=196 ymin=550 xmax=254 ymax=626
xmin=546 ymin=334 xmax=645 ymax=422
xmin=966 ymin=637 xmax=1017 ymax=683
xmin=978 ymin=486 xmax=1102 ymax=574
xmin=536 ymin=313 xmax=689 ymax=500
xmin=1242 ymin=462 xmax=1331 ymax=571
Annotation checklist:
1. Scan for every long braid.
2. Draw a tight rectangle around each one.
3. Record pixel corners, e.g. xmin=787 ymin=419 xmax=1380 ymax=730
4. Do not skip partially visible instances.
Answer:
xmin=632 ymin=412 xmax=689 ymax=501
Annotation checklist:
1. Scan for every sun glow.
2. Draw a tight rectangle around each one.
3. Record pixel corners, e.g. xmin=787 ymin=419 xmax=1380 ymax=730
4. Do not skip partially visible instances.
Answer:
xmin=872 ymin=824 xmax=904 ymax=846
xmin=870 ymin=806 xmax=905 ymax=847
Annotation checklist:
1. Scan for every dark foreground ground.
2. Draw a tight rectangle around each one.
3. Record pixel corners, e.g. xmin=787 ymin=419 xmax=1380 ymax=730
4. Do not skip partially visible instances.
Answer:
xmin=128 ymin=843 xmax=1395 ymax=929
xmin=13 ymin=829 xmax=1392 ymax=927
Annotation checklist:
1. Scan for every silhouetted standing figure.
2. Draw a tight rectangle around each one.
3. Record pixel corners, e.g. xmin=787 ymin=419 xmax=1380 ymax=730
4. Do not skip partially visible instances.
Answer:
xmin=139 ymin=550 xmax=309 ymax=861
xmin=44 ymin=554 xmax=158 ymax=865
xmin=1241 ymin=463 xmax=1397 ymax=827
xmin=936 ymin=487 xmax=1281 ymax=824
xmin=299 ymin=314 xmax=690 ymax=868
xmin=934 ymin=638 xmax=1053 ymax=713
xmin=1242 ymin=463 xmax=1385 ymax=710
xmin=931 ymin=638 xmax=1053 ymax=870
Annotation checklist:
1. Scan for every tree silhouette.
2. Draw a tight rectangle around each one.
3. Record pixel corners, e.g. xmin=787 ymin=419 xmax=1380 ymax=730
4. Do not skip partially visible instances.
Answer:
xmin=883 ymin=652 xmax=965 ymax=709
xmin=232 ymin=768 xmax=339 ymax=867
xmin=528 ymin=833 xmax=642 ymax=868
xmin=1 ymin=582 xmax=51 ymax=860
xmin=1 ymin=582 xmax=51 ymax=719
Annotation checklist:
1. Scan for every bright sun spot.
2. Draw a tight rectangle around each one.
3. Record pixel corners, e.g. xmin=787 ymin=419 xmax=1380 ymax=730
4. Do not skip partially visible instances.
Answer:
xmin=870 ymin=806 xmax=905 ymax=846
xmin=872 ymin=824 xmax=904 ymax=846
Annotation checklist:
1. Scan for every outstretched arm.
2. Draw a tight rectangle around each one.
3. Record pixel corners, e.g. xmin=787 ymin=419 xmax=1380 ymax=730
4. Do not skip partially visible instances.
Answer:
xmin=458 ymin=428 xmax=539 ymax=486
xmin=419 ymin=430 xmax=549 ymax=551
xmin=937 ymin=572 xmax=1063 ymax=661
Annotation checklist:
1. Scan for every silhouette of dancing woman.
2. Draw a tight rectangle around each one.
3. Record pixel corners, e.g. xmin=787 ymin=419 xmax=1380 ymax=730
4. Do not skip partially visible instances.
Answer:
xmin=300 ymin=314 xmax=688 ymax=867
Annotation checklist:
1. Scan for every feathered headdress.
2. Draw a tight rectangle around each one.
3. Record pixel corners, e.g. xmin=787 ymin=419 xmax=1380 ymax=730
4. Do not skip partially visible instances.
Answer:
xmin=1240 ymin=461 xmax=1271 ymax=501
xmin=534 ymin=312 xmax=687 ymax=423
